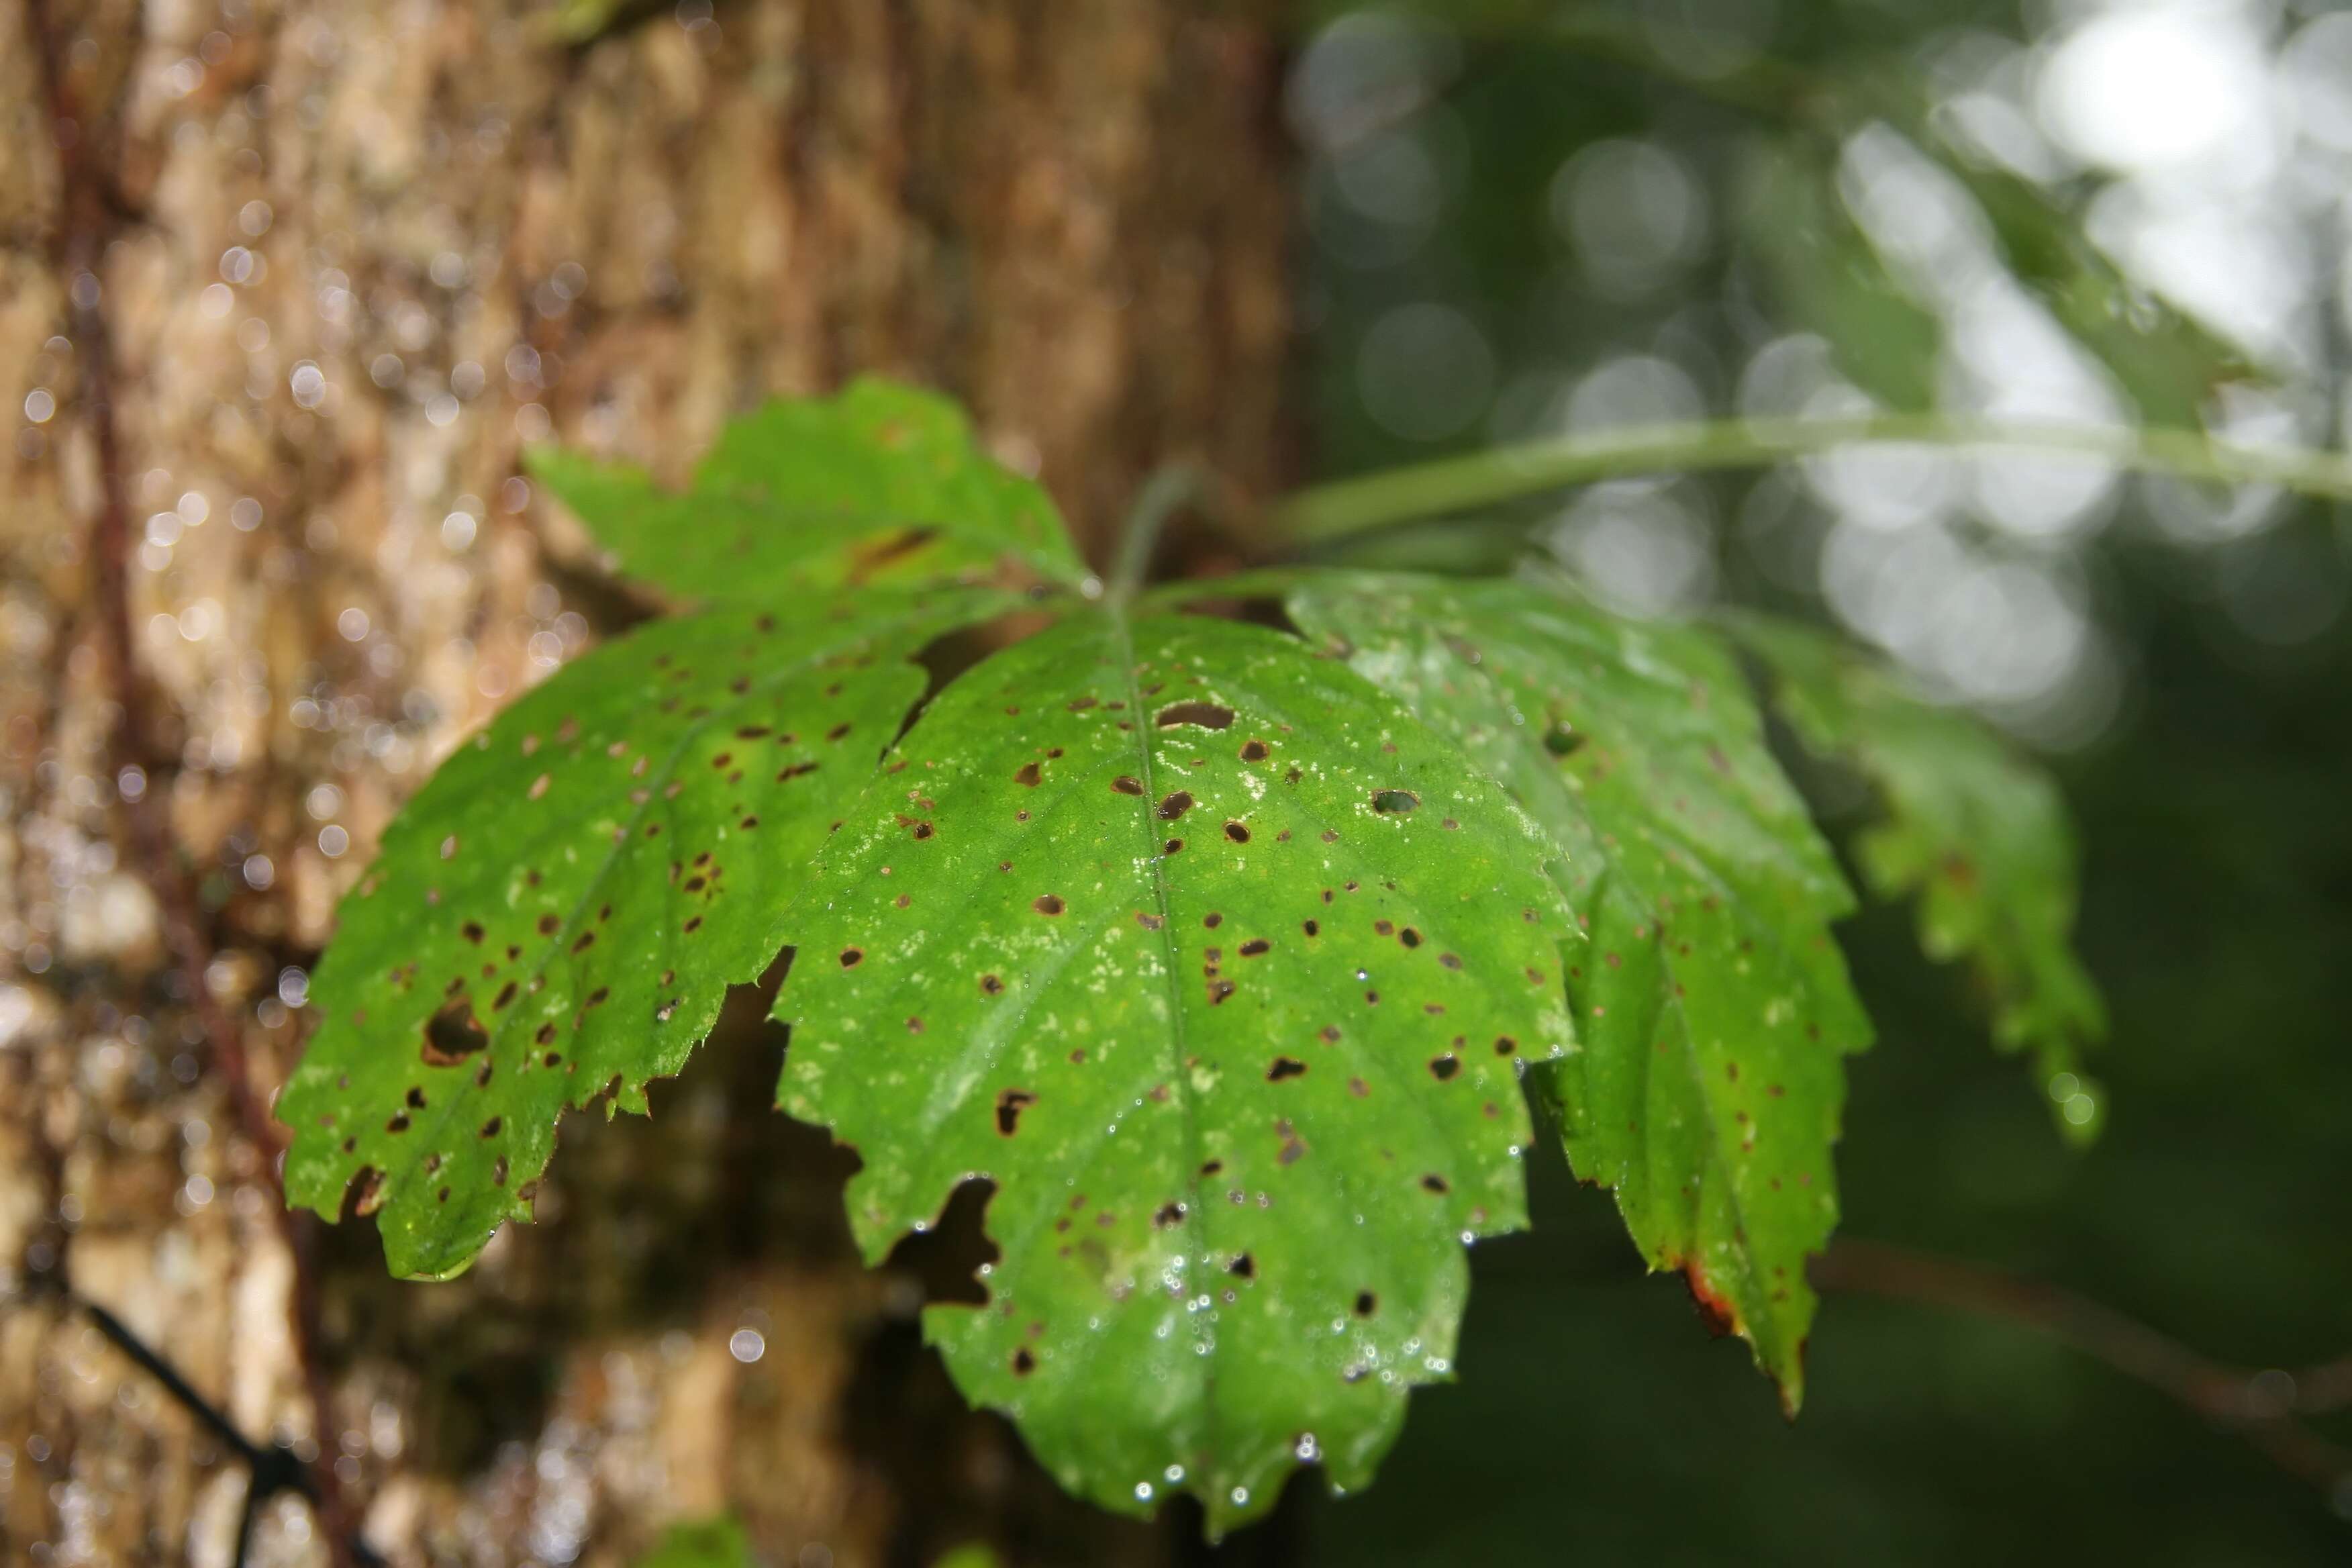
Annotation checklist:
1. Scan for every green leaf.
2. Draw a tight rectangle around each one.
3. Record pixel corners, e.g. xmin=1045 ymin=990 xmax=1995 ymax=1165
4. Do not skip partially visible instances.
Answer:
xmin=632 ymin=1517 xmax=754 ymax=1568
xmin=772 ymin=611 xmax=1576 ymax=1532
xmin=1743 ymin=139 xmax=1943 ymax=413
xmin=1946 ymin=160 xmax=2249 ymax=430
xmin=526 ymin=377 xmax=1088 ymax=599
xmin=1728 ymin=613 xmax=2107 ymax=1141
xmin=280 ymin=585 xmax=1012 ymax=1279
xmin=1285 ymin=572 xmax=1871 ymax=1408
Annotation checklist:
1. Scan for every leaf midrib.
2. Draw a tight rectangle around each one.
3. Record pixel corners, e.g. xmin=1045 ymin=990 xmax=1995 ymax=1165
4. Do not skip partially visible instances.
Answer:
xmin=1106 ymin=603 xmax=1219 ymax=1474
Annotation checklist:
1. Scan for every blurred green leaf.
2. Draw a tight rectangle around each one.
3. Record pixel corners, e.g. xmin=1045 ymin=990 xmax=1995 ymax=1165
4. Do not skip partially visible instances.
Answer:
xmin=1729 ymin=612 xmax=2107 ymax=1141
xmin=634 ymin=1516 xmax=754 ymax=1568
xmin=1743 ymin=139 xmax=1945 ymax=412
xmin=1924 ymin=146 xmax=2251 ymax=429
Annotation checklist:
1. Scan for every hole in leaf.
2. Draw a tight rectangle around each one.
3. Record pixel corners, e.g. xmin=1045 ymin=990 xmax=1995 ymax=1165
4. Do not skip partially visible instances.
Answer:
xmin=1157 ymin=791 xmax=1193 ymax=820
xmin=420 ymin=998 xmax=489 ymax=1066
xmin=1429 ymin=1054 xmax=1460 ymax=1081
xmin=1353 ymin=1291 xmax=1377 ymax=1317
xmin=1033 ymin=894 xmax=1065 ymax=916
xmin=880 ymin=1176 xmax=996 ymax=1308
xmin=1228 ymin=1253 xmax=1255 ymax=1279
xmin=1012 ymin=1348 xmax=1036 ymax=1376
xmin=1238 ymin=738 xmax=1269 ymax=762
xmin=1267 ymin=1056 xmax=1308 ymax=1081
xmin=1014 ymin=762 xmax=1042 ymax=787
xmin=1155 ymin=701 xmax=1234 ymax=730
xmin=1543 ymin=727 xmax=1585 ymax=758
xmin=840 ymin=948 xmax=865 ymax=967
xmin=1370 ymin=789 xmax=1420 ymax=815
xmin=1224 ymin=821 xmax=1251 ymax=844
xmin=995 ymin=1088 xmax=1038 ymax=1136
xmin=1111 ymin=776 xmax=1143 ymax=795
xmin=338 ymin=1167 xmax=385 ymax=1221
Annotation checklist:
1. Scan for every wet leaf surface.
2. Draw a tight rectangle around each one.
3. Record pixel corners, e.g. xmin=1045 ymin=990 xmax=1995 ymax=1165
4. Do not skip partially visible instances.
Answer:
xmin=526 ymin=377 xmax=1087 ymax=598
xmin=1730 ymin=611 xmax=2107 ymax=1138
xmin=1287 ymin=571 xmax=1871 ymax=1407
xmin=773 ymin=611 xmax=1575 ymax=1532
xmin=282 ymin=587 xmax=1013 ymax=1279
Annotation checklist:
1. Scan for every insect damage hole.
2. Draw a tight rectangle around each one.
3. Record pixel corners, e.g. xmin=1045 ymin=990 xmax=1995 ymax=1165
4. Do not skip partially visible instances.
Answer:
xmin=1369 ymin=789 xmax=1420 ymax=816
xmin=1155 ymin=701 xmax=1234 ymax=730
xmin=420 ymin=997 xmax=489 ymax=1065
xmin=338 ymin=1166 xmax=386 ymax=1222
xmin=995 ymin=1088 xmax=1038 ymax=1136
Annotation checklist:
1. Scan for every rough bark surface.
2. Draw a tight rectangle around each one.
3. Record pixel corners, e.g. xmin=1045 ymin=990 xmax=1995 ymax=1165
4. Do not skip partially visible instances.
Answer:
xmin=0 ymin=1 xmax=1292 ymax=1562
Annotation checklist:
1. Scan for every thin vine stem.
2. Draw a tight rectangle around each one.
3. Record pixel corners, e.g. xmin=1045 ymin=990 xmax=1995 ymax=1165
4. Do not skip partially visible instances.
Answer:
xmin=1275 ymin=415 xmax=2352 ymax=545
xmin=1108 ymin=463 xmax=1208 ymax=608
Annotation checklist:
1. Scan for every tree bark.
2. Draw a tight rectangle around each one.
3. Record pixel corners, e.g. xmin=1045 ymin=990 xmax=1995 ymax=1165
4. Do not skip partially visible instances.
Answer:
xmin=0 ymin=2 xmax=1292 ymax=1563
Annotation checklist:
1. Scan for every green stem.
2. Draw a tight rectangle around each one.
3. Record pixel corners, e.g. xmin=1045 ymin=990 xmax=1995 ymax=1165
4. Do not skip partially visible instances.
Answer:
xmin=1108 ymin=464 xmax=1205 ymax=608
xmin=1133 ymin=567 xmax=1330 ymax=614
xmin=1275 ymin=415 xmax=2352 ymax=544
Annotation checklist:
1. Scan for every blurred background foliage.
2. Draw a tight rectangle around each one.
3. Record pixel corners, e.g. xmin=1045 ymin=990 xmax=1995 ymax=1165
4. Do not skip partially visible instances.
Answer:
xmin=1273 ymin=0 xmax=2352 ymax=1561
